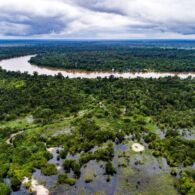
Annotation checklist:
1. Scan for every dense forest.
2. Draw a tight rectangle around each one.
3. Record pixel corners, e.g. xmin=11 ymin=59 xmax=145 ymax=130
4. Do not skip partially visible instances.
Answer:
xmin=0 ymin=67 xmax=194 ymax=194
xmin=30 ymin=47 xmax=195 ymax=72
xmin=1 ymin=41 xmax=195 ymax=72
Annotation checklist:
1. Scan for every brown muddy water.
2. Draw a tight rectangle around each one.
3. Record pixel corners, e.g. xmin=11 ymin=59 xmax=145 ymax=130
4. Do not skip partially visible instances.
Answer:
xmin=0 ymin=55 xmax=195 ymax=79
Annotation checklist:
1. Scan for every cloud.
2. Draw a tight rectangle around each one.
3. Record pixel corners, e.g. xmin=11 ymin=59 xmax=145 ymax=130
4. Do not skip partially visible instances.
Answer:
xmin=0 ymin=0 xmax=195 ymax=39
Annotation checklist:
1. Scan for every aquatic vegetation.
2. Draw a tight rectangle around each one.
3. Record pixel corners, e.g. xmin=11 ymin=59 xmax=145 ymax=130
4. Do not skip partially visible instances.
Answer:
xmin=63 ymin=178 xmax=76 ymax=186
xmin=83 ymin=168 xmax=96 ymax=183
xmin=105 ymin=161 xmax=116 ymax=175
xmin=59 ymin=147 xmax=68 ymax=159
xmin=63 ymin=159 xmax=81 ymax=177
xmin=118 ymin=157 xmax=128 ymax=167
xmin=58 ymin=173 xmax=68 ymax=184
xmin=41 ymin=164 xmax=57 ymax=176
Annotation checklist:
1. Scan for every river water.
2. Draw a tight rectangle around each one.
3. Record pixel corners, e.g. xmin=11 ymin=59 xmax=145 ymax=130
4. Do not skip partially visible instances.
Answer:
xmin=0 ymin=55 xmax=195 ymax=78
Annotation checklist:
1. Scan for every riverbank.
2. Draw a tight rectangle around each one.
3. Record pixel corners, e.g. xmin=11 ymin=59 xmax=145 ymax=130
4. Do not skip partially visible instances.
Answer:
xmin=0 ymin=55 xmax=195 ymax=79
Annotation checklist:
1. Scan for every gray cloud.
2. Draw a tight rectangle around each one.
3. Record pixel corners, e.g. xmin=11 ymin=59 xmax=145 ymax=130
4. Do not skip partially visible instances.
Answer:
xmin=0 ymin=0 xmax=195 ymax=39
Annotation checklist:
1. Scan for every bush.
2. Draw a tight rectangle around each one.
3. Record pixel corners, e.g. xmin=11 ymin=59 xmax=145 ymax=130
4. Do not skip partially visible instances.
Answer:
xmin=116 ymin=131 xmax=125 ymax=143
xmin=80 ymin=141 xmax=94 ymax=152
xmin=58 ymin=173 xmax=68 ymax=184
xmin=64 ymin=178 xmax=76 ymax=185
xmin=170 ymin=168 xmax=177 ymax=176
xmin=63 ymin=160 xmax=81 ymax=176
xmin=59 ymin=148 xmax=68 ymax=159
xmin=41 ymin=164 xmax=57 ymax=176
xmin=58 ymin=174 xmax=76 ymax=185
xmin=0 ymin=164 xmax=9 ymax=179
xmin=105 ymin=161 xmax=116 ymax=175
xmin=95 ymin=130 xmax=115 ymax=143
xmin=63 ymin=160 xmax=73 ymax=172
xmin=33 ymin=108 xmax=54 ymax=124
xmin=79 ymin=153 xmax=94 ymax=165
xmin=10 ymin=177 xmax=21 ymax=191
xmin=177 ymin=171 xmax=195 ymax=195
xmin=0 ymin=183 xmax=10 ymax=195
xmin=71 ymin=161 xmax=81 ymax=177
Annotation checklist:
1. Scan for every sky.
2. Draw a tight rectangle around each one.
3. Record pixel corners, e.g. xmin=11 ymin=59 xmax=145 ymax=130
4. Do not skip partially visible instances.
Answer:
xmin=0 ymin=0 xmax=195 ymax=39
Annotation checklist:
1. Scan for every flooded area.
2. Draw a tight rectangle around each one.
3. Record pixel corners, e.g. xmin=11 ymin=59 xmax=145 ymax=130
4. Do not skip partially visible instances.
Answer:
xmin=5 ymin=123 xmax=192 ymax=195
xmin=6 ymin=141 xmax=178 ymax=195
xmin=0 ymin=55 xmax=195 ymax=79
xmin=48 ymin=142 xmax=176 ymax=195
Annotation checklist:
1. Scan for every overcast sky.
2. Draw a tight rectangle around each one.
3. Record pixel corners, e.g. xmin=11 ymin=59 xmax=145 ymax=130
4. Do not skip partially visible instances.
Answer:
xmin=0 ymin=0 xmax=195 ymax=39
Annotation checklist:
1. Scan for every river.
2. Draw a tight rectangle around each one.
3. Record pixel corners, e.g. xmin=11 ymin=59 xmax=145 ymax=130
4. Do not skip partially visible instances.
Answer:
xmin=0 ymin=55 xmax=195 ymax=78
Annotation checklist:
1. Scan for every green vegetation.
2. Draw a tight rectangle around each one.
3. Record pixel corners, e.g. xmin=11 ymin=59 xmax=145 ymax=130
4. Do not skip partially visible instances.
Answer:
xmin=83 ymin=168 xmax=96 ymax=183
xmin=149 ymin=136 xmax=195 ymax=166
xmin=63 ymin=178 xmax=76 ymax=186
xmin=30 ymin=47 xmax=195 ymax=72
xmin=10 ymin=176 xmax=21 ymax=191
xmin=105 ymin=161 xmax=116 ymax=175
xmin=79 ymin=142 xmax=114 ymax=165
xmin=41 ymin=164 xmax=57 ymax=176
xmin=177 ymin=169 xmax=195 ymax=195
xmin=0 ymin=63 xmax=194 ymax=193
xmin=59 ymin=146 xmax=68 ymax=159
xmin=1 ymin=41 xmax=195 ymax=72
xmin=58 ymin=174 xmax=76 ymax=185
xmin=63 ymin=160 xmax=81 ymax=177
xmin=0 ymin=183 xmax=10 ymax=195
xmin=58 ymin=173 xmax=68 ymax=184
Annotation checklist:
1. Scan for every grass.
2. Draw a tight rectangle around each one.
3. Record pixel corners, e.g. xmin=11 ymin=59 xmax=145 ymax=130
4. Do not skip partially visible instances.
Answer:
xmin=121 ymin=166 xmax=133 ymax=177
xmin=0 ymin=116 xmax=36 ymax=129
xmin=83 ymin=168 xmax=96 ymax=183
xmin=118 ymin=157 xmax=128 ymax=167
xmin=141 ymin=174 xmax=178 ymax=195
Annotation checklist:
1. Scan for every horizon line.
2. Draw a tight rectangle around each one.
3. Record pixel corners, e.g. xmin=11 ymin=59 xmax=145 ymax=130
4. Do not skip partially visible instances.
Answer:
xmin=1 ymin=38 xmax=195 ymax=41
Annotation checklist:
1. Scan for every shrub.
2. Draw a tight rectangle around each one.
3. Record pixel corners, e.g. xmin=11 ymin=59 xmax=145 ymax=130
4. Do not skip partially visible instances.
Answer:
xmin=41 ymin=164 xmax=57 ymax=176
xmin=64 ymin=178 xmax=76 ymax=185
xmin=105 ymin=161 xmax=116 ymax=175
xmin=71 ymin=161 xmax=81 ymax=177
xmin=95 ymin=130 xmax=115 ymax=143
xmin=177 ymin=171 xmax=195 ymax=195
xmin=58 ymin=174 xmax=76 ymax=185
xmin=59 ymin=148 xmax=68 ymax=159
xmin=10 ymin=177 xmax=21 ymax=191
xmin=63 ymin=160 xmax=81 ymax=176
xmin=0 ymin=164 xmax=9 ymax=179
xmin=63 ymin=160 xmax=73 ymax=172
xmin=79 ymin=153 xmax=94 ymax=165
xmin=58 ymin=173 xmax=68 ymax=184
xmin=0 ymin=183 xmax=10 ymax=195
xmin=170 ymin=168 xmax=177 ymax=176
xmin=84 ymin=168 xmax=96 ymax=183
